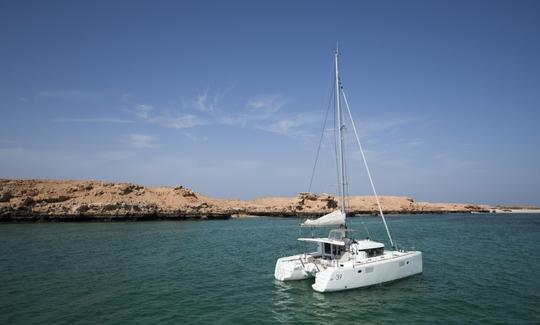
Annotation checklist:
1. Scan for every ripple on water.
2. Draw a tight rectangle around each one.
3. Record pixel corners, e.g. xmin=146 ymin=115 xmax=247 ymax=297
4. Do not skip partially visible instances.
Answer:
xmin=0 ymin=215 xmax=540 ymax=324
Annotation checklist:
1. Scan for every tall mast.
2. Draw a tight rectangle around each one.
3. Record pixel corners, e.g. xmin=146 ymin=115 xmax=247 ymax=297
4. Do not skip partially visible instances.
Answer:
xmin=334 ymin=48 xmax=347 ymax=215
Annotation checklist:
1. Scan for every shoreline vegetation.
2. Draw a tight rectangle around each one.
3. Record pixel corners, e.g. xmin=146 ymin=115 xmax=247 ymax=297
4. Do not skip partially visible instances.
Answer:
xmin=0 ymin=179 xmax=537 ymax=222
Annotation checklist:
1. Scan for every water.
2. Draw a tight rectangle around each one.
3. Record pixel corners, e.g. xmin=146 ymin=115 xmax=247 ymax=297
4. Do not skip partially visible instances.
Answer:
xmin=1 ymin=214 xmax=539 ymax=324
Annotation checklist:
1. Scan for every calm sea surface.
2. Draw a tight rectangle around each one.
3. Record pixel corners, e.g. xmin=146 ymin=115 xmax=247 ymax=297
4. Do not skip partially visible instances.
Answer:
xmin=1 ymin=214 xmax=539 ymax=324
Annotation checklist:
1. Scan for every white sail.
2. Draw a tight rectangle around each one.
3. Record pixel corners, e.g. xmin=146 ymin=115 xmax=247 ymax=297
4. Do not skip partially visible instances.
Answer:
xmin=302 ymin=210 xmax=346 ymax=227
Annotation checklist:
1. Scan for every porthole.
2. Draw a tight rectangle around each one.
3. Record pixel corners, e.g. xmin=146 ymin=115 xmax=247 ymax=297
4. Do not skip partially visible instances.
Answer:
xmin=357 ymin=270 xmax=362 ymax=273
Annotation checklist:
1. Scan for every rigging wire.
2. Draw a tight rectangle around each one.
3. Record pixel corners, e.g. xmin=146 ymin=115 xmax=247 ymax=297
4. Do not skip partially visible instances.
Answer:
xmin=343 ymin=138 xmax=351 ymax=229
xmin=341 ymin=87 xmax=395 ymax=249
xmin=307 ymin=79 xmax=335 ymax=193
xmin=361 ymin=221 xmax=371 ymax=239
xmin=339 ymin=86 xmax=352 ymax=230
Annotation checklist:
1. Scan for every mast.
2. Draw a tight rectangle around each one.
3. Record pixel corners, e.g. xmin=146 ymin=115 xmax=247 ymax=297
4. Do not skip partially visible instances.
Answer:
xmin=334 ymin=48 xmax=347 ymax=215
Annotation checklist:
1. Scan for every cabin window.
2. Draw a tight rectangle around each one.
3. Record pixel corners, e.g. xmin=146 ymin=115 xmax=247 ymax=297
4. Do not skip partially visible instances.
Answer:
xmin=364 ymin=248 xmax=384 ymax=258
xmin=329 ymin=230 xmax=344 ymax=240
xmin=399 ymin=261 xmax=404 ymax=267
xmin=324 ymin=243 xmax=332 ymax=255
xmin=365 ymin=267 xmax=374 ymax=273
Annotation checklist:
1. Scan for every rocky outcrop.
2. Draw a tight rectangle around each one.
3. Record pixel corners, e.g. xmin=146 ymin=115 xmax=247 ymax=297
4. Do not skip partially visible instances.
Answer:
xmin=0 ymin=179 xmax=491 ymax=222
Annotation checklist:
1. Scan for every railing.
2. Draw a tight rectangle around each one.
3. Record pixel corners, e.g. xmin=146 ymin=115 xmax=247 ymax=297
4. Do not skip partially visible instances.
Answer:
xmin=393 ymin=240 xmax=417 ymax=252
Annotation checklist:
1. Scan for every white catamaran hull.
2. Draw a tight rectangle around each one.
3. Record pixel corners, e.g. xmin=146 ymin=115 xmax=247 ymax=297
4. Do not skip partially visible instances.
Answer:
xmin=312 ymin=251 xmax=422 ymax=292
xmin=274 ymin=254 xmax=318 ymax=281
xmin=273 ymin=49 xmax=424 ymax=293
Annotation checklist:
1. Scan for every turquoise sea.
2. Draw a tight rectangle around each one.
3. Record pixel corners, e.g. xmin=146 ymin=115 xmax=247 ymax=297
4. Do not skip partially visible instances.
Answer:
xmin=1 ymin=214 xmax=539 ymax=324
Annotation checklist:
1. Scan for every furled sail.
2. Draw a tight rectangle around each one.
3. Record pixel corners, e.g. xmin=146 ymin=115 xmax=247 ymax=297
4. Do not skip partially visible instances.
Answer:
xmin=302 ymin=210 xmax=346 ymax=227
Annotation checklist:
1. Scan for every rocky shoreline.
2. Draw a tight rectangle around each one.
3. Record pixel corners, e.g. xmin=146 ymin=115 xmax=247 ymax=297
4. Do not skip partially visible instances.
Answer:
xmin=0 ymin=179 xmax=493 ymax=222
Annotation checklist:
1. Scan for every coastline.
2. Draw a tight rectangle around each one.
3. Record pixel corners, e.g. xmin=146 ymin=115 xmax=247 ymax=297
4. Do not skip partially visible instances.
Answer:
xmin=0 ymin=179 xmax=535 ymax=222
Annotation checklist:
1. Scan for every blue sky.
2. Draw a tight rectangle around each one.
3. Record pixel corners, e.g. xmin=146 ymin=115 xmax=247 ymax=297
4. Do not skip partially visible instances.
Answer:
xmin=1 ymin=1 xmax=539 ymax=205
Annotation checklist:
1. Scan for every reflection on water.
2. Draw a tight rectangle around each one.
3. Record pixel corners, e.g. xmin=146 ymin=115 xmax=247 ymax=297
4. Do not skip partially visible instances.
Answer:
xmin=272 ymin=280 xmax=296 ymax=323
xmin=271 ymin=271 xmax=427 ymax=324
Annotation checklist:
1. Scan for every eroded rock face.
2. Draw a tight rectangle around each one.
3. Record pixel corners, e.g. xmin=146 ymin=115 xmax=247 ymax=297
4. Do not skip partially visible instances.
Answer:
xmin=10 ymin=196 xmax=34 ymax=211
xmin=174 ymin=186 xmax=197 ymax=199
xmin=0 ymin=191 xmax=12 ymax=202
xmin=293 ymin=192 xmax=338 ymax=213
xmin=0 ymin=179 xmax=491 ymax=221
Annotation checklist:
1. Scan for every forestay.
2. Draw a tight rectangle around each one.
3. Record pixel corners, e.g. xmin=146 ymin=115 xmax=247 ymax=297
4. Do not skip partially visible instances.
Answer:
xmin=302 ymin=210 xmax=346 ymax=227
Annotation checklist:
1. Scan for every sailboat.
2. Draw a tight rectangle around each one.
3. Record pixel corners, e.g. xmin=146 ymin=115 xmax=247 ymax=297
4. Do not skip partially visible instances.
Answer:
xmin=274 ymin=48 xmax=423 ymax=292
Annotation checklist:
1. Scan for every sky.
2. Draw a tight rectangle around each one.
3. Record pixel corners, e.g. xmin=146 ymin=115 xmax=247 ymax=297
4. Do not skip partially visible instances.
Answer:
xmin=1 ymin=0 xmax=539 ymax=205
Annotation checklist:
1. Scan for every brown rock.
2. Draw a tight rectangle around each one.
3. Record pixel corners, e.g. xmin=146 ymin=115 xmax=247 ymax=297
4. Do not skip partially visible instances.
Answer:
xmin=11 ymin=196 xmax=34 ymax=210
xmin=0 ymin=178 xmax=493 ymax=221
xmin=0 ymin=191 xmax=12 ymax=202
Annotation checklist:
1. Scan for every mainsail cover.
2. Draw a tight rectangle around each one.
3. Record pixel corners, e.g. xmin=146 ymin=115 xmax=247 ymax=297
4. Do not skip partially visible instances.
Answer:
xmin=302 ymin=210 xmax=346 ymax=227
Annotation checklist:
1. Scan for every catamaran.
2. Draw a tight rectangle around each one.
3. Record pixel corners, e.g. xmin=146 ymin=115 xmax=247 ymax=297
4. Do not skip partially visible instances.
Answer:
xmin=274 ymin=48 xmax=423 ymax=292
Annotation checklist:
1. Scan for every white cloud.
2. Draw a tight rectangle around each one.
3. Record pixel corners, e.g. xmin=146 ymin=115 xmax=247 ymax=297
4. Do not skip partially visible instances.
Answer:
xmin=219 ymin=114 xmax=249 ymax=127
xmin=247 ymin=94 xmax=287 ymax=118
xmin=196 ymin=93 xmax=209 ymax=111
xmin=258 ymin=113 xmax=319 ymax=137
xmin=125 ymin=134 xmax=161 ymax=149
xmin=130 ymin=93 xmax=309 ymax=140
xmin=131 ymin=104 xmax=206 ymax=129
xmin=215 ymin=94 xmax=291 ymax=128
xmin=195 ymin=93 xmax=217 ymax=112
xmin=164 ymin=114 xmax=206 ymax=129
xmin=133 ymin=104 xmax=153 ymax=119
xmin=261 ymin=119 xmax=305 ymax=136
xmin=130 ymin=92 xmax=289 ymax=133
xmin=184 ymin=132 xmax=209 ymax=142
xmin=192 ymin=85 xmax=234 ymax=112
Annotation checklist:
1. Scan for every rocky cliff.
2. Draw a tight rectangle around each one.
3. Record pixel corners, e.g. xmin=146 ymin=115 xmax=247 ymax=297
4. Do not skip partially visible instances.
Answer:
xmin=0 ymin=179 xmax=490 ymax=222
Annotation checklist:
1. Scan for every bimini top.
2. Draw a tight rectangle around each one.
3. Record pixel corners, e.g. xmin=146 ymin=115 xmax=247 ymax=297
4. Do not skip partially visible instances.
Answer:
xmin=352 ymin=239 xmax=385 ymax=250
xmin=297 ymin=237 xmax=346 ymax=246
xmin=297 ymin=238 xmax=385 ymax=250
xmin=301 ymin=210 xmax=346 ymax=227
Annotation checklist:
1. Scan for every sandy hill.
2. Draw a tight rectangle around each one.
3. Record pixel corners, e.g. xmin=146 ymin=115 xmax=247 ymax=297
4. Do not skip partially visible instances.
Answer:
xmin=0 ymin=179 xmax=490 ymax=221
